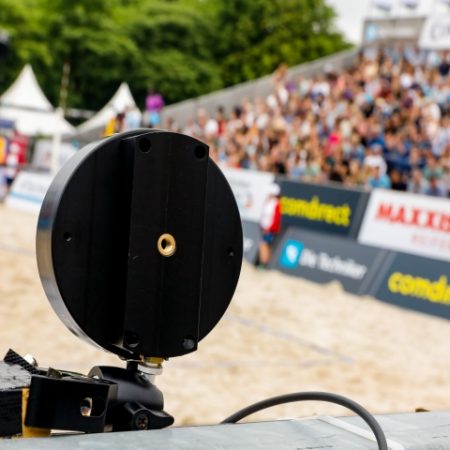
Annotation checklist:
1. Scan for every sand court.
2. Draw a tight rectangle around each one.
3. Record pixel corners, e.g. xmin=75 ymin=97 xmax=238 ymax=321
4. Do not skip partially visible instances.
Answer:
xmin=1 ymin=204 xmax=450 ymax=425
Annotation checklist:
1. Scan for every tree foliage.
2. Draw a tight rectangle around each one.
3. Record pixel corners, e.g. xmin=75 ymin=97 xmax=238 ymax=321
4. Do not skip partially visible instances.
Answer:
xmin=215 ymin=0 xmax=350 ymax=86
xmin=0 ymin=0 xmax=350 ymax=111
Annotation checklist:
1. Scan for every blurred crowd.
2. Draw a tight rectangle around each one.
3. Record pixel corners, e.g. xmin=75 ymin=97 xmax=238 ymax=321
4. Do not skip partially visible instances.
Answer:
xmin=165 ymin=47 xmax=450 ymax=197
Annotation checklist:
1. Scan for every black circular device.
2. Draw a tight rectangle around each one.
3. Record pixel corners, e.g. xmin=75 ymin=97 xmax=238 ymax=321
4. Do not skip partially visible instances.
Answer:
xmin=36 ymin=129 xmax=243 ymax=360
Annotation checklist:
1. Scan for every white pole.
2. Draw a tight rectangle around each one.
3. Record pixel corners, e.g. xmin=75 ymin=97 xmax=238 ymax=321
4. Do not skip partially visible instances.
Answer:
xmin=50 ymin=107 xmax=63 ymax=175
xmin=51 ymin=61 xmax=70 ymax=176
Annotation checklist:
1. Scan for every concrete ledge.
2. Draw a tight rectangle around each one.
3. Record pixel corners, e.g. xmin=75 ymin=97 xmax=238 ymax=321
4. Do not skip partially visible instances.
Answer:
xmin=1 ymin=411 xmax=449 ymax=449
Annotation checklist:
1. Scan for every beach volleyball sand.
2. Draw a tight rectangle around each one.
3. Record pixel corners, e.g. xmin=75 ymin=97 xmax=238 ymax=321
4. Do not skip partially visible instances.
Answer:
xmin=1 ymin=203 xmax=450 ymax=425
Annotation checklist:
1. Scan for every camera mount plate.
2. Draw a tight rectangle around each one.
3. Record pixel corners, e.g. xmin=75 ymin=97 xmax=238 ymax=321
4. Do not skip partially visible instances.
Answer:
xmin=36 ymin=129 xmax=242 ymax=361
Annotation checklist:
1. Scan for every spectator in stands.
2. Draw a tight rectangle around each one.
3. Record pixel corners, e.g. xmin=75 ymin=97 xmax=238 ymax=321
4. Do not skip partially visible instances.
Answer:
xmin=367 ymin=166 xmax=391 ymax=189
xmin=425 ymin=176 xmax=446 ymax=197
xmin=124 ymin=106 xmax=141 ymax=131
xmin=166 ymin=46 xmax=449 ymax=198
xmin=346 ymin=159 xmax=368 ymax=187
xmin=103 ymin=111 xmax=125 ymax=136
xmin=423 ymin=154 xmax=444 ymax=181
xmin=407 ymin=168 xmax=428 ymax=195
xmin=389 ymin=168 xmax=407 ymax=191
xmin=145 ymin=89 xmax=164 ymax=127
xmin=364 ymin=144 xmax=387 ymax=175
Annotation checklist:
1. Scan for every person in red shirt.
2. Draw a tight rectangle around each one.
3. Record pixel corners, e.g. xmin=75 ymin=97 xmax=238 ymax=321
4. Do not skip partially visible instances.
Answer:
xmin=258 ymin=183 xmax=281 ymax=268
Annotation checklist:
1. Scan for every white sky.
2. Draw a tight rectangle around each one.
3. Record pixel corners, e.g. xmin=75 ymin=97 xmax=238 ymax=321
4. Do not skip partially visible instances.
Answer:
xmin=327 ymin=0 xmax=372 ymax=44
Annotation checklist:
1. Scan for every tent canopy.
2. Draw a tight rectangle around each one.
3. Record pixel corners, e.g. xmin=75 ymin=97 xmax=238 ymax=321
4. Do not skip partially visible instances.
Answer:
xmin=0 ymin=64 xmax=74 ymax=136
xmin=1 ymin=64 xmax=53 ymax=111
xmin=76 ymin=82 xmax=140 ymax=136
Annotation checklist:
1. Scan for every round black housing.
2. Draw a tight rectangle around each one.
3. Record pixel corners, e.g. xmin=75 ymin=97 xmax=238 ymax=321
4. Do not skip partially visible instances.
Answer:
xmin=36 ymin=130 xmax=242 ymax=359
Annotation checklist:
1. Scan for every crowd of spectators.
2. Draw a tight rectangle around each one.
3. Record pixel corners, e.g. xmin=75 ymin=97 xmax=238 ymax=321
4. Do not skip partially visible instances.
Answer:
xmin=164 ymin=47 xmax=450 ymax=197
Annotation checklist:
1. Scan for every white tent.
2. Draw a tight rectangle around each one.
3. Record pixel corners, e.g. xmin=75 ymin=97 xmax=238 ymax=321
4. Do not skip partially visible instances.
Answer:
xmin=0 ymin=64 xmax=74 ymax=136
xmin=76 ymin=82 xmax=140 ymax=139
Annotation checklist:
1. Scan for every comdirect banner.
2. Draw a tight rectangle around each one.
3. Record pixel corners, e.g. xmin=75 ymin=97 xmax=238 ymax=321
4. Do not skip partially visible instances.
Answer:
xmin=271 ymin=227 xmax=386 ymax=295
xmin=279 ymin=180 xmax=369 ymax=237
xmin=358 ymin=189 xmax=450 ymax=262
xmin=369 ymin=252 xmax=450 ymax=320
xmin=222 ymin=168 xmax=275 ymax=223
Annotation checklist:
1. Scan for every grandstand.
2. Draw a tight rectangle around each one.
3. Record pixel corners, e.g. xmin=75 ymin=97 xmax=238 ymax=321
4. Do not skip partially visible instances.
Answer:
xmin=163 ymin=48 xmax=449 ymax=197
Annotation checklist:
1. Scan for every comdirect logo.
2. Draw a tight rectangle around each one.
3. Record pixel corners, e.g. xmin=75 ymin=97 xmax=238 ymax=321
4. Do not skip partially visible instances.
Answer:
xmin=280 ymin=240 xmax=304 ymax=268
xmin=388 ymin=272 xmax=450 ymax=305
xmin=280 ymin=196 xmax=352 ymax=227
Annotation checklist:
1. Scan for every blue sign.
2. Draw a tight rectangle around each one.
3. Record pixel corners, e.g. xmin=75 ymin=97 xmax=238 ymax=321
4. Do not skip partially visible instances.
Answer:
xmin=365 ymin=23 xmax=379 ymax=43
xmin=280 ymin=240 xmax=304 ymax=269
xmin=273 ymin=228 xmax=386 ymax=295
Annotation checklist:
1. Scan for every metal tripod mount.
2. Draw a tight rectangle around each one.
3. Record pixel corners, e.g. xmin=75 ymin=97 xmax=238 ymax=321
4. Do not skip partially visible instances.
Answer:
xmin=87 ymin=359 xmax=172 ymax=432
xmin=31 ymin=129 xmax=243 ymax=433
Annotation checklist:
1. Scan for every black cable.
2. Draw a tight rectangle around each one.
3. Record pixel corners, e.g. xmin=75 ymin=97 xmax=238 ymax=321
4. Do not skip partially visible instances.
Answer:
xmin=221 ymin=391 xmax=388 ymax=450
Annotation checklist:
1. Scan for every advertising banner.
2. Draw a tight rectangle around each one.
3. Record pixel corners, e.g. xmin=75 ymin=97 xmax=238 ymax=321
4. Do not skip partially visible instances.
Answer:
xmin=32 ymin=139 xmax=77 ymax=171
xmin=222 ymin=168 xmax=275 ymax=223
xmin=369 ymin=252 xmax=450 ymax=320
xmin=271 ymin=227 xmax=386 ymax=295
xmin=279 ymin=180 xmax=369 ymax=238
xmin=6 ymin=171 xmax=53 ymax=213
xmin=222 ymin=168 xmax=275 ymax=265
xmin=363 ymin=18 xmax=424 ymax=44
xmin=419 ymin=16 xmax=450 ymax=50
xmin=358 ymin=189 xmax=450 ymax=262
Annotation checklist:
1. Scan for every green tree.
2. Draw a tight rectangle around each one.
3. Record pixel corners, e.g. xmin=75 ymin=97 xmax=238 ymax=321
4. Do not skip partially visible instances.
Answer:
xmin=36 ymin=0 xmax=138 ymax=109
xmin=214 ymin=0 xmax=350 ymax=86
xmin=0 ymin=0 xmax=52 ymax=96
xmin=0 ymin=0 xmax=349 ymax=111
xmin=0 ymin=0 xmax=224 ymax=109
xmin=114 ymin=0 xmax=223 ymax=105
xmin=0 ymin=0 xmax=137 ymax=110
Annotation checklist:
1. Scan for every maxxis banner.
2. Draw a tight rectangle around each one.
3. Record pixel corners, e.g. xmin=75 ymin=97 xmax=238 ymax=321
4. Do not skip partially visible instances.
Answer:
xmin=358 ymin=189 xmax=450 ymax=262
